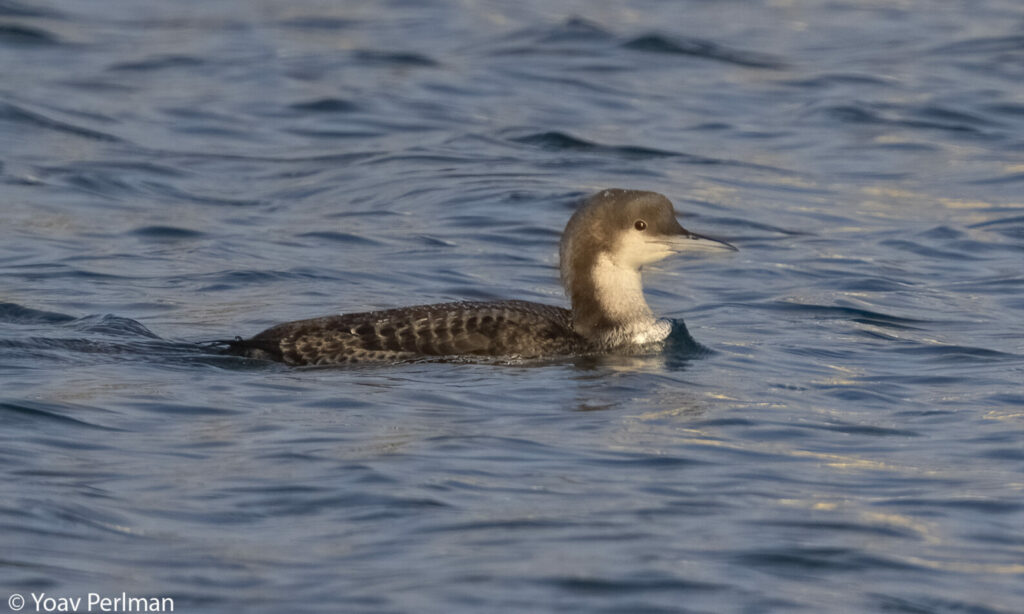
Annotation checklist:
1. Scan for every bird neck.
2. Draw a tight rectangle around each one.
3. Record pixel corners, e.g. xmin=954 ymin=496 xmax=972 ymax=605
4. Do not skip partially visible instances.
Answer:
xmin=566 ymin=252 xmax=657 ymax=342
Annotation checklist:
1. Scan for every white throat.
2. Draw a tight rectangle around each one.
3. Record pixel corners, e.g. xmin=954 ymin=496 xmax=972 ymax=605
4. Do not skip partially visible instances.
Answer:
xmin=591 ymin=253 xmax=652 ymax=324
xmin=585 ymin=253 xmax=668 ymax=344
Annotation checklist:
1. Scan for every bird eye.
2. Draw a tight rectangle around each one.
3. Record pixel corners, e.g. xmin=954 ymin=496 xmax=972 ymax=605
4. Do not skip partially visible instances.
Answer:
xmin=634 ymin=220 xmax=647 ymax=231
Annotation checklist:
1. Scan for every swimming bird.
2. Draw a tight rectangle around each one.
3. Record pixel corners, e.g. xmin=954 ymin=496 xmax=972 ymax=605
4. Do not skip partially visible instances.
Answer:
xmin=228 ymin=189 xmax=735 ymax=365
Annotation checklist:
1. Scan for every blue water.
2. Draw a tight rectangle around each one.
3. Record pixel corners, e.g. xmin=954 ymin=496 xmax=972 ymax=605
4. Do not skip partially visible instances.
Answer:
xmin=2 ymin=0 xmax=1023 ymax=612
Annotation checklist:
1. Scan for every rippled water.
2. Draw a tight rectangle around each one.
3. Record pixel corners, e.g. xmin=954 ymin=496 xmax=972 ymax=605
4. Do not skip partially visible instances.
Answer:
xmin=2 ymin=1 xmax=1023 ymax=612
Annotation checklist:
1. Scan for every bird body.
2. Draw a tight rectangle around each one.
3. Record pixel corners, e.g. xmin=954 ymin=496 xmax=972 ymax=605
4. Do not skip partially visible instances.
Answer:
xmin=228 ymin=189 xmax=734 ymax=366
xmin=234 ymin=300 xmax=584 ymax=365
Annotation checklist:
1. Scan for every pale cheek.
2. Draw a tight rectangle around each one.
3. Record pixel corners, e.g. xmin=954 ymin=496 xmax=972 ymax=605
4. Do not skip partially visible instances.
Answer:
xmin=634 ymin=244 xmax=672 ymax=266
xmin=646 ymin=246 xmax=673 ymax=264
xmin=614 ymin=234 xmax=666 ymax=268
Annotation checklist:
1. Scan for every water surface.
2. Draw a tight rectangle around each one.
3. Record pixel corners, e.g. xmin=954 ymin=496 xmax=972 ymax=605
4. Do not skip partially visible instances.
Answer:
xmin=2 ymin=1 xmax=1023 ymax=612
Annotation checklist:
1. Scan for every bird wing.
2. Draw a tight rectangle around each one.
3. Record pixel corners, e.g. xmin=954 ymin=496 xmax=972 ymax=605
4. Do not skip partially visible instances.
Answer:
xmin=239 ymin=300 xmax=579 ymax=365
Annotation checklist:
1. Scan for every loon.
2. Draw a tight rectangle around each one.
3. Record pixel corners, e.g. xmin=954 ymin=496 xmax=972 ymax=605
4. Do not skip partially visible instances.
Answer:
xmin=228 ymin=189 xmax=735 ymax=366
